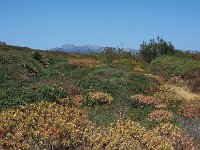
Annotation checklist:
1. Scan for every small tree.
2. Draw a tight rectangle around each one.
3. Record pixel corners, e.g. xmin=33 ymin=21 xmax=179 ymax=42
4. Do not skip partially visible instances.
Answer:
xmin=103 ymin=47 xmax=136 ymax=63
xmin=139 ymin=36 xmax=175 ymax=63
xmin=32 ymin=51 xmax=43 ymax=61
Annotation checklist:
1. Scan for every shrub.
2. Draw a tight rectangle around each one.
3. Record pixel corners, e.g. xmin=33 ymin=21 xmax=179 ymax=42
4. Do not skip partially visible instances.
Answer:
xmin=183 ymin=67 xmax=200 ymax=92
xmin=153 ymin=85 xmax=178 ymax=107
xmin=90 ymin=119 xmax=174 ymax=149
xmin=128 ymin=72 xmax=157 ymax=94
xmin=68 ymin=58 xmax=100 ymax=68
xmin=150 ymin=55 xmax=200 ymax=77
xmin=0 ymin=102 xmax=93 ymax=149
xmin=71 ymin=95 xmax=84 ymax=106
xmin=120 ymin=59 xmax=146 ymax=71
xmin=103 ymin=47 xmax=136 ymax=63
xmin=79 ymin=75 xmax=109 ymax=92
xmin=37 ymin=86 xmax=68 ymax=102
xmin=90 ymin=67 xmax=126 ymax=79
xmin=32 ymin=51 xmax=43 ymax=61
xmin=153 ymin=123 xmax=198 ymax=150
xmin=145 ymin=74 xmax=165 ymax=85
xmin=87 ymin=105 xmax=117 ymax=125
xmin=179 ymin=100 xmax=200 ymax=119
xmin=139 ymin=36 xmax=175 ymax=63
xmin=111 ymin=59 xmax=147 ymax=72
xmin=57 ymin=95 xmax=84 ymax=107
xmin=148 ymin=110 xmax=173 ymax=122
xmin=190 ymin=78 xmax=200 ymax=92
xmin=80 ymin=70 xmax=156 ymax=97
xmin=19 ymin=86 xmax=68 ymax=105
xmin=88 ymin=91 xmax=113 ymax=104
xmin=132 ymin=66 xmax=145 ymax=73
xmin=1 ymin=102 xmax=196 ymax=149
xmin=131 ymin=94 xmax=161 ymax=106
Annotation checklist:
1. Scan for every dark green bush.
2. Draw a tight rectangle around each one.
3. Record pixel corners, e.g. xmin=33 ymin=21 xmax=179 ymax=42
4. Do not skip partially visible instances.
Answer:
xmin=32 ymin=51 xmax=43 ymax=61
xmin=140 ymin=36 xmax=175 ymax=63
xmin=103 ymin=47 xmax=136 ymax=63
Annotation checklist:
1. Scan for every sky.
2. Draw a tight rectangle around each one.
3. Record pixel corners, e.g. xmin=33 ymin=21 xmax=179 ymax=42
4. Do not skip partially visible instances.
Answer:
xmin=0 ymin=0 xmax=200 ymax=50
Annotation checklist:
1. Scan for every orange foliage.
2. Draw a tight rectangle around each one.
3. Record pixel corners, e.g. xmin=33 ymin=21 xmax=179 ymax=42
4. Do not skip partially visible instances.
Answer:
xmin=1 ymin=102 xmax=197 ymax=149
xmin=179 ymin=100 xmax=200 ymax=119
xmin=131 ymin=94 xmax=161 ymax=106
xmin=68 ymin=58 xmax=100 ymax=68
xmin=154 ymin=123 xmax=198 ymax=150
xmin=148 ymin=110 xmax=173 ymax=122
xmin=133 ymin=66 xmax=145 ymax=73
xmin=88 ymin=91 xmax=113 ymax=104
xmin=57 ymin=95 xmax=84 ymax=106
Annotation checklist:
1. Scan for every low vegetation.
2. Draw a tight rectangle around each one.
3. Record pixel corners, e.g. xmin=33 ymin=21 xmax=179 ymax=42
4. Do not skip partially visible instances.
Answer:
xmin=0 ymin=102 xmax=198 ymax=149
xmin=0 ymin=38 xmax=200 ymax=149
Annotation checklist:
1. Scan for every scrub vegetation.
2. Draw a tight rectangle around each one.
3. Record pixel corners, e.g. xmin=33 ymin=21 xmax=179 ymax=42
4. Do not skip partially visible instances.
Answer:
xmin=0 ymin=38 xmax=200 ymax=149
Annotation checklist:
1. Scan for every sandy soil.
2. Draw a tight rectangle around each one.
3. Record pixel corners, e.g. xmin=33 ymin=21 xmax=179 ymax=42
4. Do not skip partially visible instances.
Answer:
xmin=165 ymin=84 xmax=200 ymax=101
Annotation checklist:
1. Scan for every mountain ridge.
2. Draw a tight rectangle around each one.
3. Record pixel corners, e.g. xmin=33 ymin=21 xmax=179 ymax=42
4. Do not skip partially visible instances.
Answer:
xmin=51 ymin=44 xmax=138 ymax=53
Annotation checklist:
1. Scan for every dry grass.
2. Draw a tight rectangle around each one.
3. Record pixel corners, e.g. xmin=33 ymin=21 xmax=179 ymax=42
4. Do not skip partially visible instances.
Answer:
xmin=164 ymin=84 xmax=200 ymax=101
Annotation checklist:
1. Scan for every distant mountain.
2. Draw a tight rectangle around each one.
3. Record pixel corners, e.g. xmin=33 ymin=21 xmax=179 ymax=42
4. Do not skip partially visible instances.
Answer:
xmin=51 ymin=44 xmax=138 ymax=53
xmin=51 ymin=44 xmax=105 ymax=53
xmin=0 ymin=41 xmax=7 ymax=46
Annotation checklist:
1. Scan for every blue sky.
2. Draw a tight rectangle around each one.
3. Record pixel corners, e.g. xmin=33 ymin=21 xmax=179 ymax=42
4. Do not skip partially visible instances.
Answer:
xmin=0 ymin=0 xmax=200 ymax=50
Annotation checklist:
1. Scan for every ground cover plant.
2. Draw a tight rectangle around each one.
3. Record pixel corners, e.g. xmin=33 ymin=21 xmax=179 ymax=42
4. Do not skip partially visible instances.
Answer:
xmin=0 ymin=42 xmax=200 ymax=149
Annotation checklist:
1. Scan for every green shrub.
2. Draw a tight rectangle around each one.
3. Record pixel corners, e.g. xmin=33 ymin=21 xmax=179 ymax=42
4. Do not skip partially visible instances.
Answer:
xmin=32 ymin=51 xmax=43 ymax=61
xmin=103 ymin=47 xmax=136 ymax=63
xmin=79 ymin=69 xmax=155 ymax=97
xmin=87 ymin=105 xmax=117 ymax=125
xmin=0 ymin=85 xmax=69 ymax=110
xmin=140 ymin=36 xmax=175 ymax=63
xmin=150 ymin=55 xmax=200 ymax=76
xmin=90 ymin=67 xmax=126 ymax=79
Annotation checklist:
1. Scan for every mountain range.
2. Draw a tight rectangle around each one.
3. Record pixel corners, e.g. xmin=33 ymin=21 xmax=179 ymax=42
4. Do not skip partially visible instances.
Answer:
xmin=0 ymin=41 xmax=7 ymax=46
xmin=51 ymin=44 xmax=138 ymax=53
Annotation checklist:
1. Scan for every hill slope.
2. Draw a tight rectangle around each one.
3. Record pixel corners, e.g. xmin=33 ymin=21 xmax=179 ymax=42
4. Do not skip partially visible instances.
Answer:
xmin=0 ymin=44 xmax=199 ymax=149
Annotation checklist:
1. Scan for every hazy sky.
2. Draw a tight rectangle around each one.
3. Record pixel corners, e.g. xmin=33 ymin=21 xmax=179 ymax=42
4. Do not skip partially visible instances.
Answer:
xmin=0 ymin=0 xmax=200 ymax=50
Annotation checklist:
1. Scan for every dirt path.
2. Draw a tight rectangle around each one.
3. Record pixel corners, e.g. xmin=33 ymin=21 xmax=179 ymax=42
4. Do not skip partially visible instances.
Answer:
xmin=164 ymin=84 xmax=200 ymax=101
xmin=164 ymin=84 xmax=200 ymax=144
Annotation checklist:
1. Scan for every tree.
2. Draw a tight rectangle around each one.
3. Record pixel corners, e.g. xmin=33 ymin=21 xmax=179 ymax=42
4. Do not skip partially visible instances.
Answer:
xmin=139 ymin=36 xmax=175 ymax=63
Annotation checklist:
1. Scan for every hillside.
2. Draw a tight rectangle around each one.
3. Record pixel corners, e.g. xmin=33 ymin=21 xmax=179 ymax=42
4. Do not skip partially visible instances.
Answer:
xmin=0 ymin=44 xmax=200 ymax=149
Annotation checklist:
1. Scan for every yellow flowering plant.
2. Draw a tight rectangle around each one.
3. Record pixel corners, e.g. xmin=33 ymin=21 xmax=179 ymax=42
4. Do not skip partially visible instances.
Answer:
xmin=88 ymin=91 xmax=113 ymax=105
xmin=68 ymin=58 xmax=100 ymax=68
xmin=148 ymin=110 xmax=173 ymax=122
